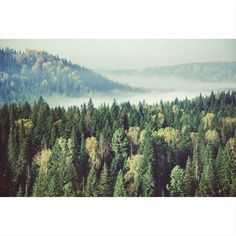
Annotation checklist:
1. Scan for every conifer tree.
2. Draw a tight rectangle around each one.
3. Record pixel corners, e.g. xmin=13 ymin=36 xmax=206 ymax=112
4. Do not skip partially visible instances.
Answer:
xmin=98 ymin=163 xmax=110 ymax=196
xmin=169 ymin=165 xmax=185 ymax=197
xmin=85 ymin=166 xmax=97 ymax=197
xmin=113 ymin=170 xmax=127 ymax=197
xmin=184 ymin=157 xmax=196 ymax=196
xmin=137 ymin=129 xmax=155 ymax=196
xmin=7 ymin=123 xmax=19 ymax=194
xmin=111 ymin=128 xmax=129 ymax=177
xmin=216 ymin=147 xmax=231 ymax=196
xmin=142 ymin=163 xmax=155 ymax=197
xmin=198 ymin=145 xmax=215 ymax=196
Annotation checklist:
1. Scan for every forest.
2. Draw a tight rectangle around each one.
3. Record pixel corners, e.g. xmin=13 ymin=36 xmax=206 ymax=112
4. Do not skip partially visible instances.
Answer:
xmin=0 ymin=91 xmax=236 ymax=197
xmin=0 ymin=48 xmax=134 ymax=106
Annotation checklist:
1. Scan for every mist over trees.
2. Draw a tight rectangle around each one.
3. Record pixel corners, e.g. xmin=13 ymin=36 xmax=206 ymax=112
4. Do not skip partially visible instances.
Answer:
xmin=0 ymin=91 xmax=236 ymax=197
xmin=0 ymin=48 xmax=135 ymax=106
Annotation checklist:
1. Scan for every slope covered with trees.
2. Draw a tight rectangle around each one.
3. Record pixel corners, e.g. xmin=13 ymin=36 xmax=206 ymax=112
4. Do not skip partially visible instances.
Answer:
xmin=99 ymin=61 xmax=236 ymax=82
xmin=0 ymin=91 xmax=236 ymax=197
xmin=0 ymin=48 xmax=135 ymax=105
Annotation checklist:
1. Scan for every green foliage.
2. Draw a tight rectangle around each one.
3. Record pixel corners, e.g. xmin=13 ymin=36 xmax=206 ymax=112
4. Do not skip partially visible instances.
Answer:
xmin=85 ymin=166 xmax=97 ymax=197
xmin=215 ymin=147 xmax=231 ymax=196
xmin=198 ymin=145 xmax=215 ymax=196
xmin=98 ymin=163 xmax=111 ymax=197
xmin=32 ymin=149 xmax=52 ymax=197
xmin=113 ymin=170 xmax=127 ymax=197
xmin=184 ymin=157 xmax=196 ymax=196
xmin=0 ymin=90 xmax=236 ymax=197
xmin=137 ymin=129 xmax=155 ymax=196
xmin=230 ymin=177 xmax=236 ymax=196
xmin=111 ymin=128 xmax=129 ymax=177
xmin=0 ymin=48 xmax=133 ymax=105
xmin=168 ymin=165 xmax=185 ymax=197
xmin=142 ymin=163 xmax=155 ymax=197
xmin=44 ymin=138 xmax=77 ymax=197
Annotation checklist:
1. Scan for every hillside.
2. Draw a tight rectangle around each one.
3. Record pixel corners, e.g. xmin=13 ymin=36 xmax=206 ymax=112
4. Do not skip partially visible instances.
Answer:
xmin=0 ymin=48 xmax=135 ymax=105
xmin=0 ymin=91 xmax=236 ymax=196
xmin=98 ymin=61 xmax=236 ymax=81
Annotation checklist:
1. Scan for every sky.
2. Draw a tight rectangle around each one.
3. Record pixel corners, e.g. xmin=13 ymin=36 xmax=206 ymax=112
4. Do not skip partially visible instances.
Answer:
xmin=0 ymin=39 xmax=236 ymax=70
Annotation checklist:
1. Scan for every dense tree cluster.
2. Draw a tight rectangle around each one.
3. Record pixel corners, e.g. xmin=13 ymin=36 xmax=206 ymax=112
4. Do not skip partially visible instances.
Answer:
xmin=0 ymin=48 xmax=134 ymax=105
xmin=101 ymin=61 xmax=236 ymax=81
xmin=0 ymin=91 xmax=236 ymax=197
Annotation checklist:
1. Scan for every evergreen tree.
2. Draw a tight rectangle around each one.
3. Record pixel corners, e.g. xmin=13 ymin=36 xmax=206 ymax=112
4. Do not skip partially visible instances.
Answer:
xmin=7 ymin=123 xmax=19 ymax=194
xmin=113 ymin=170 xmax=127 ymax=197
xmin=184 ymin=157 xmax=196 ymax=196
xmin=77 ymin=134 xmax=88 ymax=192
xmin=216 ymin=147 xmax=231 ymax=196
xmin=111 ymin=128 xmax=129 ymax=177
xmin=98 ymin=163 xmax=110 ymax=196
xmin=142 ymin=163 xmax=155 ymax=197
xmin=168 ymin=165 xmax=185 ymax=197
xmin=85 ymin=166 xmax=97 ymax=197
xmin=198 ymin=145 xmax=215 ymax=196
xmin=137 ymin=129 xmax=155 ymax=196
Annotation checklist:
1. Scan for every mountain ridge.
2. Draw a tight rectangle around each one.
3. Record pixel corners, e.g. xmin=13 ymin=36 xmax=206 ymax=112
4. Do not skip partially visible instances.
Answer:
xmin=97 ymin=61 xmax=236 ymax=81
xmin=0 ymin=48 xmax=137 ymax=105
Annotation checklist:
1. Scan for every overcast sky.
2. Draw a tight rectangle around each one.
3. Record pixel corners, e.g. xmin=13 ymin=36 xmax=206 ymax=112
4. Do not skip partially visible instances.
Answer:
xmin=1 ymin=39 xmax=236 ymax=70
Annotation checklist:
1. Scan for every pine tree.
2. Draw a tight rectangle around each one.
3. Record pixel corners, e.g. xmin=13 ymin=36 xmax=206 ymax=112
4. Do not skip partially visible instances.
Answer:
xmin=77 ymin=135 xmax=88 ymax=190
xmin=44 ymin=138 xmax=76 ymax=196
xmin=111 ymin=128 xmax=129 ymax=177
xmin=137 ymin=129 xmax=155 ymax=196
xmin=113 ymin=170 xmax=127 ymax=197
xmin=98 ymin=163 xmax=110 ymax=196
xmin=168 ymin=165 xmax=185 ymax=197
xmin=142 ymin=163 xmax=155 ymax=197
xmin=198 ymin=145 xmax=215 ymax=196
xmin=184 ymin=157 xmax=196 ymax=196
xmin=216 ymin=147 xmax=231 ymax=196
xmin=7 ymin=123 xmax=19 ymax=194
xmin=85 ymin=166 xmax=97 ymax=197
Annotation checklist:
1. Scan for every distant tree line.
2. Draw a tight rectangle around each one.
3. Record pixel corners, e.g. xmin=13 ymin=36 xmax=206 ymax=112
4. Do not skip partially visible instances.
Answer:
xmin=0 ymin=90 xmax=236 ymax=197
xmin=0 ymin=48 xmax=134 ymax=105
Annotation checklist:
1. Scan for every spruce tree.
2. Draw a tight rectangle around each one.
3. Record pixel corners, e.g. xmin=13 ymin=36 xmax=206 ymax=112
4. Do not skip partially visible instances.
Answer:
xmin=169 ymin=165 xmax=185 ymax=197
xmin=198 ymin=145 xmax=215 ymax=196
xmin=113 ymin=170 xmax=127 ymax=197
xmin=142 ymin=163 xmax=155 ymax=197
xmin=216 ymin=147 xmax=231 ymax=196
xmin=184 ymin=157 xmax=196 ymax=196
xmin=85 ymin=166 xmax=97 ymax=197
xmin=111 ymin=128 xmax=129 ymax=177
xmin=98 ymin=163 xmax=110 ymax=196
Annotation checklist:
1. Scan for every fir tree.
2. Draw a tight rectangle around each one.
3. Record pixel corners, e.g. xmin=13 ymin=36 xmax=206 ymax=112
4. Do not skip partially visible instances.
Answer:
xmin=169 ymin=165 xmax=185 ymax=197
xmin=216 ymin=147 xmax=231 ymax=196
xmin=111 ymin=128 xmax=129 ymax=177
xmin=198 ymin=145 xmax=215 ymax=196
xmin=113 ymin=170 xmax=127 ymax=197
xmin=142 ymin=163 xmax=155 ymax=197
xmin=85 ymin=166 xmax=97 ymax=197
xmin=98 ymin=163 xmax=110 ymax=197
xmin=184 ymin=157 xmax=196 ymax=196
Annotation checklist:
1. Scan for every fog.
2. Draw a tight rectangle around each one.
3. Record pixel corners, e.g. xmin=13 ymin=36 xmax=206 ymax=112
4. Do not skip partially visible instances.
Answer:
xmin=46 ymin=75 xmax=236 ymax=109
xmin=106 ymin=74 xmax=236 ymax=91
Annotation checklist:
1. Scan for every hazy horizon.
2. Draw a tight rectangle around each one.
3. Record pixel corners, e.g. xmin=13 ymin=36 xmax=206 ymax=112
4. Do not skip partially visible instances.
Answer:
xmin=1 ymin=39 xmax=236 ymax=70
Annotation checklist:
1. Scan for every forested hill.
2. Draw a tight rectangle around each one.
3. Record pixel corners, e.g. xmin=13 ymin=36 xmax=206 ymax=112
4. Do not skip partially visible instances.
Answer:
xmin=0 ymin=48 xmax=135 ymax=105
xmin=0 ymin=91 xmax=236 ymax=197
xmin=99 ymin=61 xmax=236 ymax=81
